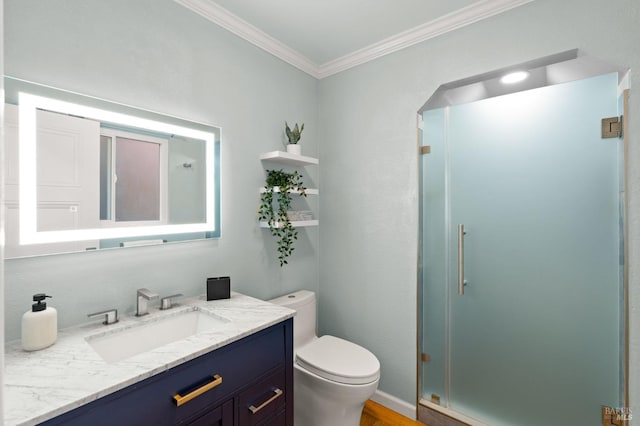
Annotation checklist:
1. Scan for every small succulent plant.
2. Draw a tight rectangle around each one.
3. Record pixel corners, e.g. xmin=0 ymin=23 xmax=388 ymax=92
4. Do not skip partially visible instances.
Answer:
xmin=285 ymin=122 xmax=304 ymax=145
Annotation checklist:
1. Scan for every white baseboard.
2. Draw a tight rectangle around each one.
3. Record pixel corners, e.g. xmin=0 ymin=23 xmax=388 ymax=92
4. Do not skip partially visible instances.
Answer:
xmin=370 ymin=389 xmax=416 ymax=420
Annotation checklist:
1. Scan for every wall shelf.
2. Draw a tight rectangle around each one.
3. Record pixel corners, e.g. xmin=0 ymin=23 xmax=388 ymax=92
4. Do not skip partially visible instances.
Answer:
xmin=259 ymin=220 xmax=319 ymax=228
xmin=259 ymin=187 xmax=319 ymax=195
xmin=258 ymin=149 xmax=319 ymax=265
xmin=259 ymin=150 xmax=319 ymax=166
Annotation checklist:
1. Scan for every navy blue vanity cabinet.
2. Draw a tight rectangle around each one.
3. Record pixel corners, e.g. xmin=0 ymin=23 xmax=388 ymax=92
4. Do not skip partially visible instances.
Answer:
xmin=238 ymin=368 xmax=287 ymax=425
xmin=40 ymin=319 xmax=293 ymax=426
xmin=184 ymin=399 xmax=234 ymax=425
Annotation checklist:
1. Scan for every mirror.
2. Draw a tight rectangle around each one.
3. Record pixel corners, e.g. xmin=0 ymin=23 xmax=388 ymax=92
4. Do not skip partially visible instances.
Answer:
xmin=4 ymin=77 xmax=221 ymax=258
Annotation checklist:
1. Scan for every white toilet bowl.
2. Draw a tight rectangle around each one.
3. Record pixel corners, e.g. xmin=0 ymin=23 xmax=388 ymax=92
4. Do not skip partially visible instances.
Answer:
xmin=293 ymin=335 xmax=380 ymax=425
xmin=268 ymin=291 xmax=380 ymax=426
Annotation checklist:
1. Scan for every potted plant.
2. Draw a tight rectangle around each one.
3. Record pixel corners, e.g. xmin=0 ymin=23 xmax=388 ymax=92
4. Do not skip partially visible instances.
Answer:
xmin=258 ymin=169 xmax=307 ymax=266
xmin=284 ymin=121 xmax=304 ymax=155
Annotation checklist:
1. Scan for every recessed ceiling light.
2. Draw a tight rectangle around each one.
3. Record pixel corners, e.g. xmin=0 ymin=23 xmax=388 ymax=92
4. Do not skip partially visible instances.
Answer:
xmin=500 ymin=71 xmax=530 ymax=84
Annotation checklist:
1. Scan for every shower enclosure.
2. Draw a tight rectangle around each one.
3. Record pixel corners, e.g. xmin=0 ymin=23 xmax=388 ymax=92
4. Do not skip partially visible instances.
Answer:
xmin=418 ymin=58 xmax=628 ymax=426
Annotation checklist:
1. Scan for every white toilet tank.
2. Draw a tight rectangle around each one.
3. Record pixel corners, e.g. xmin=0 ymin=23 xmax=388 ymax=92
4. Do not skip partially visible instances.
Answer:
xmin=269 ymin=290 xmax=317 ymax=349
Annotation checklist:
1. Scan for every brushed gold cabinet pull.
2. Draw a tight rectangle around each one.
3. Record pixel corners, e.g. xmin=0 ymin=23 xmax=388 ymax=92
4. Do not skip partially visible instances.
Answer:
xmin=173 ymin=374 xmax=223 ymax=407
xmin=248 ymin=388 xmax=283 ymax=414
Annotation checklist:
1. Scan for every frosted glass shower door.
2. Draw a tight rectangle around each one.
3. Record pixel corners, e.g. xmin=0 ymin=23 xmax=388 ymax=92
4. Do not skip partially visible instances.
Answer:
xmin=422 ymin=72 xmax=622 ymax=426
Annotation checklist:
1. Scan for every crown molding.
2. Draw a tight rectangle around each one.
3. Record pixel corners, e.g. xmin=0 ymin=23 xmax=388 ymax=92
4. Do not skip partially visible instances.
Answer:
xmin=176 ymin=0 xmax=534 ymax=80
xmin=174 ymin=0 xmax=320 ymax=78
xmin=318 ymin=0 xmax=534 ymax=78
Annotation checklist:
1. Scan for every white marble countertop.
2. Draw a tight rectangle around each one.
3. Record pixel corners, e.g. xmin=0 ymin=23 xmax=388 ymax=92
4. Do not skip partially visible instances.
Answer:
xmin=4 ymin=292 xmax=295 ymax=426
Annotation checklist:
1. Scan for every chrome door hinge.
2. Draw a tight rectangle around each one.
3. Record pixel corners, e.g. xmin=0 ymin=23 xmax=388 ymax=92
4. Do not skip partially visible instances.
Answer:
xmin=602 ymin=116 xmax=623 ymax=138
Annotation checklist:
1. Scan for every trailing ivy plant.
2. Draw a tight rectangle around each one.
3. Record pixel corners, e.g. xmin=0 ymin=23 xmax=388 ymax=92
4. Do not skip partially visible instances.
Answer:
xmin=258 ymin=169 xmax=307 ymax=266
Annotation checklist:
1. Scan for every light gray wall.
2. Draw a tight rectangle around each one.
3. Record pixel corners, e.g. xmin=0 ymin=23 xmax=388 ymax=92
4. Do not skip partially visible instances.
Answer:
xmin=3 ymin=0 xmax=319 ymax=340
xmin=0 ymin=0 xmax=5 ymax=419
xmin=317 ymin=0 xmax=640 ymax=409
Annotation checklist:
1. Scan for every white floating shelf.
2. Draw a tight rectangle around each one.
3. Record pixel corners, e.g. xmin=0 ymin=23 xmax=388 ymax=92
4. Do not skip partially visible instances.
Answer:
xmin=259 ymin=187 xmax=319 ymax=195
xmin=259 ymin=220 xmax=319 ymax=228
xmin=259 ymin=150 xmax=319 ymax=166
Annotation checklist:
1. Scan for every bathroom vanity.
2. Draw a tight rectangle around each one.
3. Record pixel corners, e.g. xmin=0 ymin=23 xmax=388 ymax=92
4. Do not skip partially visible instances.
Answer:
xmin=3 ymin=293 xmax=294 ymax=426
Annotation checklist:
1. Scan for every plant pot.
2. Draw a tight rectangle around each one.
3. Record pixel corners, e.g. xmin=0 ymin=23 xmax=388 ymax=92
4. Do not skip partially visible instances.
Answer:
xmin=286 ymin=144 xmax=301 ymax=155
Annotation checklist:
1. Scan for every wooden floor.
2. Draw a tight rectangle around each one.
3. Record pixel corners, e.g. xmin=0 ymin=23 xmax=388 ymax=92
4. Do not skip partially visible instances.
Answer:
xmin=360 ymin=400 xmax=424 ymax=426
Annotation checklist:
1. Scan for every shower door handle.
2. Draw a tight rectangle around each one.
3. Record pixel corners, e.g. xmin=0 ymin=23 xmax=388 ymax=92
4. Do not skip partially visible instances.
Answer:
xmin=458 ymin=224 xmax=467 ymax=296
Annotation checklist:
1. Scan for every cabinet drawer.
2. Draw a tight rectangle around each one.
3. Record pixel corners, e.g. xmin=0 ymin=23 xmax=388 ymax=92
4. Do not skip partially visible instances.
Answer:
xmin=261 ymin=410 xmax=286 ymax=426
xmin=42 ymin=322 xmax=287 ymax=426
xmin=184 ymin=399 xmax=233 ymax=426
xmin=171 ymin=327 xmax=285 ymax=424
xmin=238 ymin=368 xmax=286 ymax=426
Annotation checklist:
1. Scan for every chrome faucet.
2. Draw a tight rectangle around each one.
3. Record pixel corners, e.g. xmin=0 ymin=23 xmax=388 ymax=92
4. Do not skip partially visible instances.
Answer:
xmin=88 ymin=308 xmax=119 ymax=325
xmin=136 ymin=288 xmax=159 ymax=316
xmin=160 ymin=293 xmax=183 ymax=310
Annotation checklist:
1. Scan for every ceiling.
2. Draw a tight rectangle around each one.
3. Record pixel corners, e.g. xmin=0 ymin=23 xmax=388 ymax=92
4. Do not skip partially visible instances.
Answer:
xmin=175 ymin=0 xmax=534 ymax=79
xmin=206 ymin=0 xmax=478 ymax=64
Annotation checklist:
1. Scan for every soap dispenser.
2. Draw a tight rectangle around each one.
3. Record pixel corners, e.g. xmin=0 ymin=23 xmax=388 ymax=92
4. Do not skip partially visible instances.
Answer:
xmin=21 ymin=294 xmax=58 ymax=351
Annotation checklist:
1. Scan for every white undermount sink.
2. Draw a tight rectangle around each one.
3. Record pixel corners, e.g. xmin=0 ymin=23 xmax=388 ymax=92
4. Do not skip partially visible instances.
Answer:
xmin=85 ymin=308 xmax=229 ymax=363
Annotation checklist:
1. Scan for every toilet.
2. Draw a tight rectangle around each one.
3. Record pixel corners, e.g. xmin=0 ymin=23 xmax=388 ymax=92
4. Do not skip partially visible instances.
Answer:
xmin=269 ymin=290 xmax=380 ymax=426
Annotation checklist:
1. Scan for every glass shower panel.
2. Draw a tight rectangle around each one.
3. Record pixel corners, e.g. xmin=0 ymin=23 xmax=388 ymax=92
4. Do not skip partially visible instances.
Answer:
xmin=421 ymin=107 xmax=448 ymax=401
xmin=447 ymin=73 xmax=620 ymax=425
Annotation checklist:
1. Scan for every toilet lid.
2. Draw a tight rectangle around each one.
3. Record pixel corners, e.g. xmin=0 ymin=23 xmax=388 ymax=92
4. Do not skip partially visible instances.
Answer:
xmin=295 ymin=335 xmax=380 ymax=385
